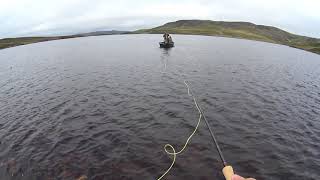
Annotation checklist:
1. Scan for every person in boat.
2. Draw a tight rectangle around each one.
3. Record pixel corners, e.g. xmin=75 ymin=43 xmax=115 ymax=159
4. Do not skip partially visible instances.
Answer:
xmin=168 ymin=34 xmax=173 ymax=43
xmin=163 ymin=33 xmax=169 ymax=43
xmin=162 ymin=33 xmax=166 ymax=43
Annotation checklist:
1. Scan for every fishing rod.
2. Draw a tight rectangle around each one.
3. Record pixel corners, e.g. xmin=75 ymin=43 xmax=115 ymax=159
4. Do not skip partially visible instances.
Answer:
xmin=157 ymin=46 xmax=235 ymax=180
xmin=185 ymin=81 xmax=235 ymax=180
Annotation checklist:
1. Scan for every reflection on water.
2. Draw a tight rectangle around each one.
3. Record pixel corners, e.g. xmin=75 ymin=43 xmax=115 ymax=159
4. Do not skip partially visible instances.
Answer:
xmin=160 ymin=48 xmax=172 ymax=73
xmin=0 ymin=34 xmax=319 ymax=180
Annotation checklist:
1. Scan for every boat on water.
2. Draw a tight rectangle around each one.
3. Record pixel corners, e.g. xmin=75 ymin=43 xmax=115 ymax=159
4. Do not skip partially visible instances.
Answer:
xmin=160 ymin=33 xmax=174 ymax=48
xmin=159 ymin=42 xmax=174 ymax=48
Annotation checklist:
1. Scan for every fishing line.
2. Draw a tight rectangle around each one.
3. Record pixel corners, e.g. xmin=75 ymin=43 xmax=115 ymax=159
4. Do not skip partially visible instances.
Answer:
xmin=157 ymin=80 xmax=202 ymax=180
xmin=156 ymin=48 xmax=227 ymax=180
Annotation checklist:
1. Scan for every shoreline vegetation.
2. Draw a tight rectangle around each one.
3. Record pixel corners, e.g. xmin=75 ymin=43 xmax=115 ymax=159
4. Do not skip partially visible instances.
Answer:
xmin=1 ymin=20 xmax=319 ymax=55
xmin=135 ymin=20 xmax=320 ymax=55
xmin=0 ymin=30 xmax=129 ymax=50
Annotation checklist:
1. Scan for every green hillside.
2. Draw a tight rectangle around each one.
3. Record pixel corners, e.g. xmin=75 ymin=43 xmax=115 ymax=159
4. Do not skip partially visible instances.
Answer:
xmin=136 ymin=20 xmax=320 ymax=55
xmin=0 ymin=31 xmax=128 ymax=50
xmin=0 ymin=36 xmax=71 ymax=50
xmin=1 ymin=20 xmax=319 ymax=55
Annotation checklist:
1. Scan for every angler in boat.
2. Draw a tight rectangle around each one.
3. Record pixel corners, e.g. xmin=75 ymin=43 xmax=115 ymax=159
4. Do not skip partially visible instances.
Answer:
xmin=160 ymin=33 xmax=174 ymax=48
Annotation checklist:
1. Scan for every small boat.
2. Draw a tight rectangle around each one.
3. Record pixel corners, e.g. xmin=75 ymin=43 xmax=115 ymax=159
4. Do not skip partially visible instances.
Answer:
xmin=159 ymin=42 xmax=174 ymax=48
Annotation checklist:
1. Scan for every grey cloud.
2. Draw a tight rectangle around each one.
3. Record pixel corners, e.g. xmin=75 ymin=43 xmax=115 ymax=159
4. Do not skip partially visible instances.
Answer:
xmin=0 ymin=0 xmax=319 ymax=38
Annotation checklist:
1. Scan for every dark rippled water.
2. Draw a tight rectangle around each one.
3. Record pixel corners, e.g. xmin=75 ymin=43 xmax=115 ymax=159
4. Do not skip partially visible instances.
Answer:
xmin=0 ymin=34 xmax=319 ymax=180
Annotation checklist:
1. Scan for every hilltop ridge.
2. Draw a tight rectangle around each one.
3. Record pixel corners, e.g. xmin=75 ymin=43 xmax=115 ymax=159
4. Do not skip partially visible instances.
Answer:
xmin=1 ymin=20 xmax=319 ymax=55
xmin=136 ymin=20 xmax=320 ymax=54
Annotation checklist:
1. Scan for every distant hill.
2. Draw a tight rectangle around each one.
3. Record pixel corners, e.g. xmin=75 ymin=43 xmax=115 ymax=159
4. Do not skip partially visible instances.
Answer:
xmin=0 ymin=30 xmax=129 ymax=50
xmin=1 ymin=20 xmax=319 ymax=55
xmin=74 ymin=30 xmax=130 ymax=37
xmin=136 ymin=20 xmax=320 ymax=55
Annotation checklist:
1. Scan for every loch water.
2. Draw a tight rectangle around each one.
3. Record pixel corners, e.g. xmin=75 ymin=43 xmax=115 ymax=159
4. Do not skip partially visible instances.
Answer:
xmin=0 ymin=35 xmax=319 ymax=180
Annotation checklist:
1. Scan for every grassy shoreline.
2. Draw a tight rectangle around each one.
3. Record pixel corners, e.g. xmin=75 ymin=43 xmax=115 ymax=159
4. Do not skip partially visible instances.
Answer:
xmin=0 ymin=31 xmax=128 ymax=50
xmin=136 ymin=20 xmax=320 ymax=55
xmin=1 ymin=20 xmax=319 ymax=55
xmin=0 ymin=36 xmax=75 ymax=50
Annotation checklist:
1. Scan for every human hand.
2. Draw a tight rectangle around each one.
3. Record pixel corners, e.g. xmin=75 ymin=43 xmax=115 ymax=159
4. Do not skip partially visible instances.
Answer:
xmin=232 ymin=174 xmax=256 ymax=180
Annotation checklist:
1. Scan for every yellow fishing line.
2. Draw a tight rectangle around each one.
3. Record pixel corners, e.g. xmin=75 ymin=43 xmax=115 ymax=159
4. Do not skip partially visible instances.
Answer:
xmin=157 ymin=80 xmax=203 ymax=180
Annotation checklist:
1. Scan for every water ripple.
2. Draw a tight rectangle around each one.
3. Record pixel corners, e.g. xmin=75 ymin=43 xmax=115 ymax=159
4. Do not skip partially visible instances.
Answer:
xmin=0 ymin=35 xmax=319 ymax=180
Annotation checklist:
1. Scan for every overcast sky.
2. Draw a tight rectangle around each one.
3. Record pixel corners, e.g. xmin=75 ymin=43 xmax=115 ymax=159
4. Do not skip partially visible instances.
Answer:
xmin=1 ymin=0 xmax=319 ymax=38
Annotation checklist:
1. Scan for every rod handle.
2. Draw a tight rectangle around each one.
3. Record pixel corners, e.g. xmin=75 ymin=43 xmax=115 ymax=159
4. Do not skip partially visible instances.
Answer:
xmin=222 ymin=165 xmax=234 ymax=180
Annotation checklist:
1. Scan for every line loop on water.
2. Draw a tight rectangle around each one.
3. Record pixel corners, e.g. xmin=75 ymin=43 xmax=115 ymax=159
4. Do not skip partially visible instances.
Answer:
xmin=157 ymin=80 xmax=203 ymax=180
xmin=156 ymin=47 xmax=227 ymax=179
